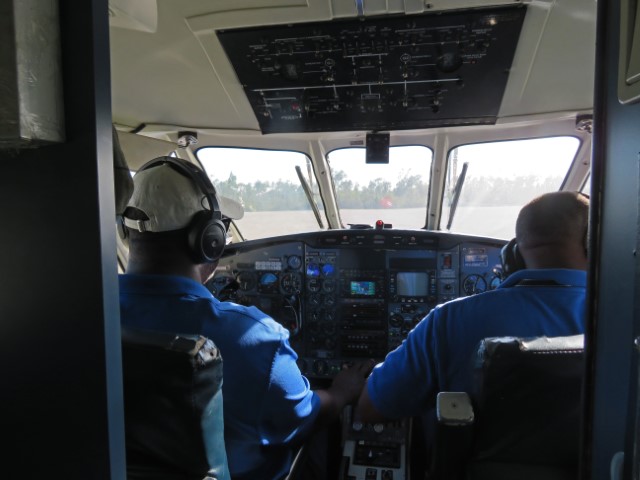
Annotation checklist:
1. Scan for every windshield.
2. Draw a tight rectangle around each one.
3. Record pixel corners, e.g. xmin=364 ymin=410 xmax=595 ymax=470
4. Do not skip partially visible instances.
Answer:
xmin=197 ymin=148 xmax=324 ymax=240
xmin=441 ymin=137 xmax=580 ymax=239
xmin=327 ymin=146 xmax=433 ymax=229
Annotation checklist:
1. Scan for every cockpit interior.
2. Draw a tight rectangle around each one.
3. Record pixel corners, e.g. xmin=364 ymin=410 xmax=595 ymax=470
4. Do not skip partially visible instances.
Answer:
xmin=5 ymin=0 xmax=640 ymax=478
xmin=107 ymin=0 xmax=597 ymax=478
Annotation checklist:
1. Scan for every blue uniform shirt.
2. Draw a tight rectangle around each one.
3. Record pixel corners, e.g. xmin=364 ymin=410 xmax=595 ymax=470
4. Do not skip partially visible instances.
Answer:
xmin=119 ymin=274 xmax=320 ymax=480
xmin=368 ymin=269 xmax=586 ymax=425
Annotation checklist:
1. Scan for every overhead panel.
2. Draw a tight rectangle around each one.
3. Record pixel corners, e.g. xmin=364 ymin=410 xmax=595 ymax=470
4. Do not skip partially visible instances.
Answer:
xmin=217 ymin=5 xmax=526 ymax=134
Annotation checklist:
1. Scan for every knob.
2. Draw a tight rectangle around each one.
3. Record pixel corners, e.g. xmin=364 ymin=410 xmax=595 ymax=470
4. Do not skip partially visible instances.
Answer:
xmin=389 ymin=314 xmax=404 ymax=328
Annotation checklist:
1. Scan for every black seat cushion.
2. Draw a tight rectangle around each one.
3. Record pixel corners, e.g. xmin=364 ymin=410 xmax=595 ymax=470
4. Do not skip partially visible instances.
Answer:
xmin=122 ymin=328 xmax=228 ymax=480
xmin=470 ymin=335 xmax=584 ymax=476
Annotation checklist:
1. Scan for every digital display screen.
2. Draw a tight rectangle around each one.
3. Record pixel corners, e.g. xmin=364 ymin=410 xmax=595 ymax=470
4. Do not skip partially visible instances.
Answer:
xmin=464 ymin=254 xmax=488 ymax=268
xmin=350 ymin=281 xmax=376 ymax=296
xmin=397 ymin=272 xmax=428 ymax=296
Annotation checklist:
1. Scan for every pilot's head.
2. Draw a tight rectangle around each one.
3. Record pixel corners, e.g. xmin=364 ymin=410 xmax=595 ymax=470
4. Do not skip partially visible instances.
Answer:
xmin=515 ymin=191 xmax=589 ymax=270
xmin=122 ymin=157 xmax=243 ymax=277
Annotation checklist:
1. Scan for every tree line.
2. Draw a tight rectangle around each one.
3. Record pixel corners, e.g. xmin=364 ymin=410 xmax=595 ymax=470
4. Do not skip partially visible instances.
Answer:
xmin=211 ymin=171 xmax=564 ymax=211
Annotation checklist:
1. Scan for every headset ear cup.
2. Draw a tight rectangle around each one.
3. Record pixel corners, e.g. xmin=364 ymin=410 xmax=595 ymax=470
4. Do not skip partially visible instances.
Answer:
xmin=512 ymin=242 xmax=526 ymax=271
xmin=500 ymin=238 xmax=526 ymax=278
xmin=187 ymin=211 xmax=227 ymax=263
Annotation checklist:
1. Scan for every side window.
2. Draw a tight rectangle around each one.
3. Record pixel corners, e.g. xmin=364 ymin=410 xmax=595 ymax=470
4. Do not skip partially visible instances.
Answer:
xmin=441 ymin=137 xmax=581 ymax=239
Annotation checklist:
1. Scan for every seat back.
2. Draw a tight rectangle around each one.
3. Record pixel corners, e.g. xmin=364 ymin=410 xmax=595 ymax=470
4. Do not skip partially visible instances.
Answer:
xmin=469 ymin=335 xmax=585 ymax=480
xmin=122 ymin=328 xmax=230 ymax=480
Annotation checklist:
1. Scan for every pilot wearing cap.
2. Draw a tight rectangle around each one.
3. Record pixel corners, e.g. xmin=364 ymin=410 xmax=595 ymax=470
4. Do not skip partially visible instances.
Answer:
xmin=119 ymin=157 xmax=371 ymax=480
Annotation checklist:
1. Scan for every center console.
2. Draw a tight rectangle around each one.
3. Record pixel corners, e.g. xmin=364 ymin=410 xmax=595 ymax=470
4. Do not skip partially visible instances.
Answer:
xmin=340 ymin=407 xmax=411 ymax=480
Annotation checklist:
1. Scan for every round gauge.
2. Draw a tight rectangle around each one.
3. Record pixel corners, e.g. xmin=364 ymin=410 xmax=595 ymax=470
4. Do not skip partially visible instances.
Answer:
xmin=259 ymin=273 xmax=279 ymax=293
xmin=235 ymin=272 xmax=256 ymax=291
xmin=307 ymin=278 xmax=322 ymax=293
xmin=287 ymin=255 xmax=302 ymax=269
xmin=436 ymin=52 xmax=463 ymax=73
xmin=462 ymin=274 xmax=487 ymax=295
xmin=489 ymin=275 xmax=502 ymax=290
xmin=321 ymin=263 xmax=335 ymax=277
xmin=260 ymin=272 xmax=278 ymax=286
xmin=308 ymin=294 xmax=322 ymax=307
xmin=322 ymin=278 xmax=336 ymax=293
xmin=389 ymin=313 xmax=404 ymax=328
xmin=306 ymin=262 xmax=320 ymax=277
xmin=280 ymin=273 xmax=302 ymax=294
xmin=324 ymin=296 xmax=336 ymax=307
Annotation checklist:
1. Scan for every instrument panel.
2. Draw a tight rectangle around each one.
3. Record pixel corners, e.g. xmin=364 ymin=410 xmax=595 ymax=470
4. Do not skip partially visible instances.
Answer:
xmin=207 ymin=229 xmax=504 ymax=379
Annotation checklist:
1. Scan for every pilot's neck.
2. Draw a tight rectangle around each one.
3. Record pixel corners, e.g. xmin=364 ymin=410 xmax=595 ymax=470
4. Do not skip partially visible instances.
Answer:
xmin=126 ymin=257 xmax=203 ymax=284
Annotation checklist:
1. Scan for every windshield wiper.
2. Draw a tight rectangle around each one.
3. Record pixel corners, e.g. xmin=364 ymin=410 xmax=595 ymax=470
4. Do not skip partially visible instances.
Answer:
xmin=295 ymin=165 xmax=325 ymax=229
xmin=445 ymin=162 xmax=469 ymax=231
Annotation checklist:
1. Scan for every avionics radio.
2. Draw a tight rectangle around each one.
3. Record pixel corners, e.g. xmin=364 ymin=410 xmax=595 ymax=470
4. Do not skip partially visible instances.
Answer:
xmin=387 ymin=257 xmax=439 ymax=351
xmin=339 ymin=269 xmax=385 ymax=299
xmin=338 ymin=269 xmax=387 ymax=358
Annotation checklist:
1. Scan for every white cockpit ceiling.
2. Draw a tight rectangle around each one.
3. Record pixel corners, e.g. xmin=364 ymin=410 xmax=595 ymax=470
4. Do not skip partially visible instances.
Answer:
xmin=109 ymin=0 xmax=596 ymax=133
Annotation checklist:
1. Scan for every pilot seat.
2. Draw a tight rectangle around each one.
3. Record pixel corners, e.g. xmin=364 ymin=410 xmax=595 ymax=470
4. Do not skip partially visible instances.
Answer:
xmin=121 ymin=328 xmax=230 ymax=480
xmin=433 ymin=334 xmax=585 ymax=480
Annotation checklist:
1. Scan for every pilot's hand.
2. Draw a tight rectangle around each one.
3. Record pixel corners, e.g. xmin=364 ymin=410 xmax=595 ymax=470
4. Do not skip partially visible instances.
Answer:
xmin=328 ymin=359 xmax=376 ymax=406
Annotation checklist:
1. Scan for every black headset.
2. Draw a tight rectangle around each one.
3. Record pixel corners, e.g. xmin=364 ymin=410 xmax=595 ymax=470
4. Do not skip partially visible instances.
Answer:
xmin=127 ymin=156 xmax=227 ymax=264
xmin=500 ymin=238 xmax=526 ymax=278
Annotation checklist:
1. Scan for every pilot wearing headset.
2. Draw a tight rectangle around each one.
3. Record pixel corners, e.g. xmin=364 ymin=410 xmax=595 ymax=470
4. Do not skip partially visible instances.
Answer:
xmin=120 ymin=157 xmax=373 ymax=480
xmin=355 ymin=191 xmax=589 ymax=454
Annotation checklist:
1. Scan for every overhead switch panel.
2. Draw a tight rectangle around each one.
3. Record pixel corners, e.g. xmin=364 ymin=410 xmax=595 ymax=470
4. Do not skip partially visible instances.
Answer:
xmin=217 ymin=6 xmax=526 ymax=133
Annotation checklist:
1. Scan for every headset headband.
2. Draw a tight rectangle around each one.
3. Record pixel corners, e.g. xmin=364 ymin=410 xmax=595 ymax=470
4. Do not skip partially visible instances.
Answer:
xmin=140 ymin=156 xmax=222 ymax=221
